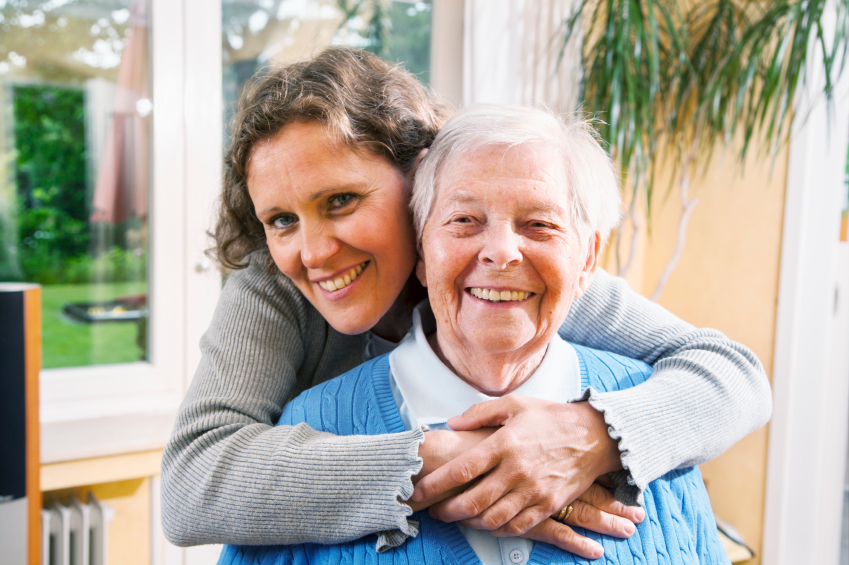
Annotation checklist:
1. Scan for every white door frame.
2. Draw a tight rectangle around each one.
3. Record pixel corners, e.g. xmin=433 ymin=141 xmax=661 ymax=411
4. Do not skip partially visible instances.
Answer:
xmin=150 ymin=0 xmax=223 ymax=561
xmin=761 ymin=4 xmax=849 ymax=562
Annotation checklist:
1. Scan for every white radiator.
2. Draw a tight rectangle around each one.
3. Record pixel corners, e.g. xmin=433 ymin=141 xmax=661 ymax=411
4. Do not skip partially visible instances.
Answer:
xmin=41 ymin=493 xmax=115 ymax=565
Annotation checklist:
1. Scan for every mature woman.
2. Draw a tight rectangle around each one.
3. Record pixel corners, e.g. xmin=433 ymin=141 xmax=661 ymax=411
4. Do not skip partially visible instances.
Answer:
xmin=161 ymin=48 xmax=770 ymax=558
xmin=218 ymin=104 xmax=729 ymax=565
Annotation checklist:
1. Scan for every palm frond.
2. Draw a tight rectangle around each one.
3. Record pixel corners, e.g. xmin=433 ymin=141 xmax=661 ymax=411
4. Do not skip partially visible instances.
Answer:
xmin=559 ymin=0 xmax=849 ymax=213
xmin=559 ymin=0 xmax=685 ymax=215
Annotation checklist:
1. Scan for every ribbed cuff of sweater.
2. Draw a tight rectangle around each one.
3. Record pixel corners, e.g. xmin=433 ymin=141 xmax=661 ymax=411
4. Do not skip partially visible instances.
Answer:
xmin=376 ymin=520 xmax=420 ymax=553
xmin=577 ymin=386 xmax=645 ymax=507
xmin=375 ymin=426 xmax=427 ymax=552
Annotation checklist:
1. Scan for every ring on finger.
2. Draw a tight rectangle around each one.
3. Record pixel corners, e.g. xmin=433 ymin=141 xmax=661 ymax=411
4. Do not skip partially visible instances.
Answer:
xmin=553 ymin=504 xmax=574 ymax=523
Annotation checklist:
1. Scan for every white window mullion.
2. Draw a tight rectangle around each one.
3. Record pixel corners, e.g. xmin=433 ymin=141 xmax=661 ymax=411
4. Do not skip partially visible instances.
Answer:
xmin=761 ymin=3 xmax=849 ymax=562
xmin=148 ymin=0 xmax=187 ymax=395
xmin=183 ymin=0 xmax=223 ymax=394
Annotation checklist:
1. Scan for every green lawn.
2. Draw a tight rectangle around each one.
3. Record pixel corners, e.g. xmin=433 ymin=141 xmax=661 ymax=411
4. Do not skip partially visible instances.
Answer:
xmin=41 ymin=282 xmax=147 ymax=369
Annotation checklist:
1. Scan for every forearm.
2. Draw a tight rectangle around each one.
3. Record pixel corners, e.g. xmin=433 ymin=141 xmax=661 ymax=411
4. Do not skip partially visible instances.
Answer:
xmin=162 ymin=409 xmax=424 ymax=546
xmin=562 ymin=269 xmax=772 ymax=503
xmin=583 ymin=338 xmax=771 ymax=503
xmin=161 ymin=254 xmax=425 ymax=545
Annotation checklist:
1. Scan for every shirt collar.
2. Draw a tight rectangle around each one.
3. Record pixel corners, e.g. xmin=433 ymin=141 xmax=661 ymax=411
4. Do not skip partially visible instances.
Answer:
xmin=388 ymin=301 xmax=581 ymax=428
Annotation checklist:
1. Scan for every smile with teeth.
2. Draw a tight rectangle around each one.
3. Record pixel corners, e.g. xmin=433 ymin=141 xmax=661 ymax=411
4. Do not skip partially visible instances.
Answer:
xmin=317 ymin=262 xmax=367 ymax=292
xmin=469 ymin=288 xmax=533 ymax=302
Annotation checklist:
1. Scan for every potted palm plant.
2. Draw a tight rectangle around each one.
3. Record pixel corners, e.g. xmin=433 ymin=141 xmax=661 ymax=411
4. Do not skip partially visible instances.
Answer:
xmin=560 ymin=0 xmax=849 ymax=299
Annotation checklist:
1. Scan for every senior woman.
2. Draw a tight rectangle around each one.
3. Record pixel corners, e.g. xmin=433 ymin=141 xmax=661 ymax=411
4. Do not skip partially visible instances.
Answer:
xmin=218 ymin=104 xmax=729 ymax=565
xmin=162 ymin=48 xmax=770 ymax=558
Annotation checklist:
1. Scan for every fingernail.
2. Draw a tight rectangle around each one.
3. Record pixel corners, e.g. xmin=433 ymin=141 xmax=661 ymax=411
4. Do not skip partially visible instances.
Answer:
xmin=635 ymin=508 xmax=645 ymax=522
xmin=592 ymin=546 xmax=604 ymax=559
xmin=412 ymin=488 xmax=423 ymax=502
xmin=624 ymin=522 xmax=635 ymax=536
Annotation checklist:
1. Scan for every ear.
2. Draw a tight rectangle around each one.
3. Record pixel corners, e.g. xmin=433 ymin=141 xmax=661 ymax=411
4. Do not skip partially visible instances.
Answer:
xmin=574 ymin=233 xmax=601 ymax=299
xmin=415 ymin=256 xmax=428 ymax=288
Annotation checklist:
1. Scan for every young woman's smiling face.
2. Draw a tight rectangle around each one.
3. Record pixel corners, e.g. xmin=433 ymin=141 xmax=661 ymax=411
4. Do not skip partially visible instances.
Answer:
xmin=247 ymin=121 xmax=418 ymax=335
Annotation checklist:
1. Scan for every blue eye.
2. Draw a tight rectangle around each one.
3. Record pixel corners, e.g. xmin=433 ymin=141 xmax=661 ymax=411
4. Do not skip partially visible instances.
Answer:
xmin=329 ymin=193 xmax=355 ymax=208
xmin=270 ymin=214 xmax=297 ymax=229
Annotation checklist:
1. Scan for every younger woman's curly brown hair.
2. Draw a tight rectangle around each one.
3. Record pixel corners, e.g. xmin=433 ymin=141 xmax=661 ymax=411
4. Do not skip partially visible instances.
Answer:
xmin=213 ymin=47 xmax=449 ymax=270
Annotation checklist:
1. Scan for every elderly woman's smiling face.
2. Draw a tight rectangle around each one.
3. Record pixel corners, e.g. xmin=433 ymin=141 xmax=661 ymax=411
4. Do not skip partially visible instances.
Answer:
xmin=417 ymin=143 xmax=599 ymax=395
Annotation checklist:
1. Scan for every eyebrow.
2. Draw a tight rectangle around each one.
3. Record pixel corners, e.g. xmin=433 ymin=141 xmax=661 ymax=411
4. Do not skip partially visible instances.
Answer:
xmin=257 ymin=205 xmax=285 ymax=215
xmin=442 ymin=192 xmax=476 ymax=208
xmin=444 ymin=190 xmax=566 ymax=215
xmin=307 ymin=184 xmax=363 ymax=203
xmin=316 ymin=176 xmax=382 ymax=201
xmin=256 ymin=182 xmax=369 ymax=215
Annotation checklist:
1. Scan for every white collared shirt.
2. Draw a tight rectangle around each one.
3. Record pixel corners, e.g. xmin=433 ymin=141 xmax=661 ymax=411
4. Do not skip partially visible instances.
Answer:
xmin=388 ymin=301 xmax=582 ymax=565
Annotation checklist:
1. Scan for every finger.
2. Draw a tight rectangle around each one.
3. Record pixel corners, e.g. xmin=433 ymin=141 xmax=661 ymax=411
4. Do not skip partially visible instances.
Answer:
xmin=521 ymin=519 xmax=604 ymax=560
xmin=427 ymin=472 xmax=514 ymax=523
xmin=487 ymin=504 xmax=554 ymax=537
xmin=580 ymin=483 xmax=645 ymax=524
xmin=567 ymin=500 xmax=635 ymax=538
xmin=594 ymin=474 xmax=615 ymax=489
xmin=447 ymin=396 xmax=522 ymax=431
xmin=458 ymin=491 xmax=533 ymax=532
xmin=413 ymin=445 xmax=499 ymax=502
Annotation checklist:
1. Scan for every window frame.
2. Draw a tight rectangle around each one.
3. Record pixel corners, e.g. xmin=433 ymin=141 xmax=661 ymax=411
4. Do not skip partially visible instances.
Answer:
xmin=761 ymin=3 xmax=849 ymax=562
xmin=39 ymin=0 xmax=222 ymax=464
xmin=430 ymin=0 xmax=465 ymax=108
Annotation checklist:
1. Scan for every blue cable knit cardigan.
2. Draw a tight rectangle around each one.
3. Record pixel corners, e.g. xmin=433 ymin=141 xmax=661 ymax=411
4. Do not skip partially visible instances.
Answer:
xmin=218 ymin=345 xmax=729 ymax=565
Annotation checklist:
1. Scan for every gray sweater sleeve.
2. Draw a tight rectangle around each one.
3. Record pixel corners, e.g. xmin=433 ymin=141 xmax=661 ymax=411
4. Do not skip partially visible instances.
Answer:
xmin=162 ymin=259 xmax=771 ymax=545
xmin=559 ymin=269 xmax=772 ymax=505
xmin=160 ymin=258 xmax=424 ymax=546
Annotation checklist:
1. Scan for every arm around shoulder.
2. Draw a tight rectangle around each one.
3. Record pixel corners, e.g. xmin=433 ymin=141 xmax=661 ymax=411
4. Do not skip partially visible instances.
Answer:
xmin=559 ymin=268 xmax=772 ymax=504
xmin=160 ymin=254 xmax=425 ymax=546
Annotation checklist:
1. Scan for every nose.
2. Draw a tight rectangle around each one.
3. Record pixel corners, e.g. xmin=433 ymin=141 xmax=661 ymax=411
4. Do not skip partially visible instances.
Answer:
xmin=478 ymin=223 xmax=523 ymax=269
xmin=299 ymin=221 xmax=341 ymax=269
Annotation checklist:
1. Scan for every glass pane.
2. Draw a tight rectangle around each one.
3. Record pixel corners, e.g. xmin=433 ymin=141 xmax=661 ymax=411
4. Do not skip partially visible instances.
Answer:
xmin=0 ymin=0 xmax=151 ymax=368
xmin=222 ymin=0 xmax=432 ymax=143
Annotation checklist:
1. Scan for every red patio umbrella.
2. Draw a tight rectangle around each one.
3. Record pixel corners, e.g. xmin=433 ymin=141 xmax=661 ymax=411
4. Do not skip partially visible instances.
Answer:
xmin=90 ymin=0 xmax=149 ymax=224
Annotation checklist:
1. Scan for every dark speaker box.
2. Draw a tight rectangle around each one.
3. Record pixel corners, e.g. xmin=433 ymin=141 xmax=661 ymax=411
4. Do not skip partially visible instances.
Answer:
xmin=0 ymin=283 xmax=41 ymax=565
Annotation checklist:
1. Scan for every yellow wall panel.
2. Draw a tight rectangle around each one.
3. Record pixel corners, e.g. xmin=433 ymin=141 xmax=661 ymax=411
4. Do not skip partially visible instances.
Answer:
xmin=639 ymin=142 xmax=788 ymax=565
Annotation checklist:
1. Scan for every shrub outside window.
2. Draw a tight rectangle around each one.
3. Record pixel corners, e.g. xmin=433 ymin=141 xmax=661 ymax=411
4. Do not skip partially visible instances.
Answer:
xmin=0 ymin=0 xmax=151 ymax=369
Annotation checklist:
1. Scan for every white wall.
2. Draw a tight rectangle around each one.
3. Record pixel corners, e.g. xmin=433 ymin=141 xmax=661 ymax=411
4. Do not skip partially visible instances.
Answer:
xmin=463 ymin=0 xmax=581 ymax=110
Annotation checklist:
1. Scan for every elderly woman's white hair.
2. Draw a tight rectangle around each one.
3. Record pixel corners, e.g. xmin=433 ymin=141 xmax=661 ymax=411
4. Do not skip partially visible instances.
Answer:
xmin=412 ymin=104 xmax=623 ymax=251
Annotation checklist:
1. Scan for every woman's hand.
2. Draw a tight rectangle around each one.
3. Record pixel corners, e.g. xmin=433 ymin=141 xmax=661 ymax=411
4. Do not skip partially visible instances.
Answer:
xmin=415 ymin=428 xmax=498 ymax=482
xmin=514 ymin=483 xmax=643 ymax=559
xmin=412 ymin=396 xmax=633 ymax=554
xmin=407 ymin=428 xmax=497 ymax=512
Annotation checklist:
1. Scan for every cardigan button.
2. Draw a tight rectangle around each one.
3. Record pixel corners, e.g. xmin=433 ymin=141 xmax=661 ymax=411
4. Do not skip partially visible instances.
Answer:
xmin=509 ymin=549 xmax=524 ymax=563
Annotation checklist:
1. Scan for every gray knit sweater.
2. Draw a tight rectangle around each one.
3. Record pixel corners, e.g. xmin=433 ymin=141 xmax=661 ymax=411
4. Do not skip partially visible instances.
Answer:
xmin=160 ymin=252 xmax=772 ymax=547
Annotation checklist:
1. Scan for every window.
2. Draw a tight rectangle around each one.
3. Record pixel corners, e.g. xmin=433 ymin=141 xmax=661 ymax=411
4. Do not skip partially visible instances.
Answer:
xmin=0 ymin=0 xmax=439 ymax=464
xmin=0 ymin=0 xmax=221 ymax=463
xmin=0 ymin=0 xmax=151 ymax=369
xmin=221 ymin=0 xmax=433 ymax=138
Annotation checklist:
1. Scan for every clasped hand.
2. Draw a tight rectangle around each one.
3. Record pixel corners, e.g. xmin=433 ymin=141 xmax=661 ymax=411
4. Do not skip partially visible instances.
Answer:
xmin=409 ymin=396 xmax=644 ymax=560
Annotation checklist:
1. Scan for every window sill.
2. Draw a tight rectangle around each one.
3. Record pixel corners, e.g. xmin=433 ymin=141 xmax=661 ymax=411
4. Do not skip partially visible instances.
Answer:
xmin=39 ymin=363 xmax=183 ymax=464
xmin=41 ymin=398 xmax=179 ymax=464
